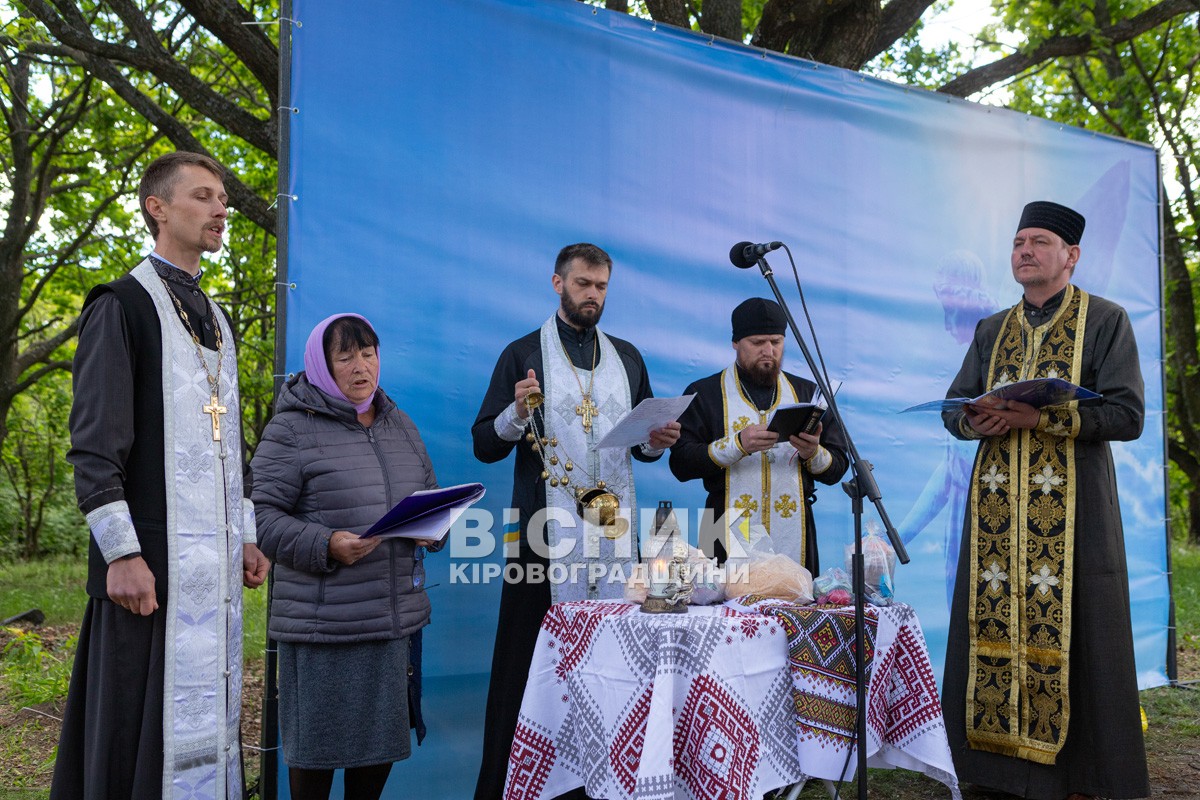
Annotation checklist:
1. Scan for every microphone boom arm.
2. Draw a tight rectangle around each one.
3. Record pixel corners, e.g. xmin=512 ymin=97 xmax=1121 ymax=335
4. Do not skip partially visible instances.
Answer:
xmin=750 ymin=255 xmax=909 ymax=565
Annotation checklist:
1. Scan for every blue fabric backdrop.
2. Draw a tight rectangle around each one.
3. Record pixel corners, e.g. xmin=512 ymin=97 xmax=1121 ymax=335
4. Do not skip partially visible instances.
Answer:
xmin=283 ymin=1 xmax=1168 ymax=795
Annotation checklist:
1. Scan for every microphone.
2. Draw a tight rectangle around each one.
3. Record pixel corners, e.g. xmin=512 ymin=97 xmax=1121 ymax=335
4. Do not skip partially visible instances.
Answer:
xmin=729 ymin=240 xmax=782 ymax=269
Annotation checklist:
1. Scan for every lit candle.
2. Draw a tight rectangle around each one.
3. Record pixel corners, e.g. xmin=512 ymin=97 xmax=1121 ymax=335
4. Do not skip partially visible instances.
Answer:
xmin=648 ymin=554 xmax=672 ymax=597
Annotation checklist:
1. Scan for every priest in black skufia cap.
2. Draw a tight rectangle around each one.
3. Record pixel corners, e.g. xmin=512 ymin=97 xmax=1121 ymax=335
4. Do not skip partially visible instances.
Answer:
xmin=669 ymin=297 xmax=849 ymax=573
xmin=940 ymin=200 xmax=1149 ymax=800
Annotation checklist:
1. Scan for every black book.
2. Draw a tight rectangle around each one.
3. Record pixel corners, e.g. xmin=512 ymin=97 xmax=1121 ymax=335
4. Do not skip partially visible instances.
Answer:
xmin=766 ymin=403 xmax=826 ymax=439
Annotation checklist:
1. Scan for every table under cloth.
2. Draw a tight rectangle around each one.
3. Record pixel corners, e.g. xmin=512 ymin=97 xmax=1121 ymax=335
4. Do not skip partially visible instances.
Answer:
xmin=503 ymin=600 xmax=806 ymax=800
xmin=726 ymin=596 xmax=960 ymax=798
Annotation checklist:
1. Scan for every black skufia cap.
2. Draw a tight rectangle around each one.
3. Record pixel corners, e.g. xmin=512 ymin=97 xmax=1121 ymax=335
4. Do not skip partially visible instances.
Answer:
xmin=731 ymin=297 xmax=786 ymax=341
xmin=1017 ymin=201 xmax=1086 ymax=246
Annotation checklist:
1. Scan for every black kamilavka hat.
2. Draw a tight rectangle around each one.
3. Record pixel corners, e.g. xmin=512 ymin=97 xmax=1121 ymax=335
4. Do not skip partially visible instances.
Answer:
xmin=731 ymin=297 xmax=786 ymax=341
xmin=1017 ymin=201 xmax=1086 ymax=246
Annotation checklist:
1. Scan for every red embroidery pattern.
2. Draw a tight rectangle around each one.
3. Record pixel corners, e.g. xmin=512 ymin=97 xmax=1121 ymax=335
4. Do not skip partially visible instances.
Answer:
xmin=867 ymin=625 xmax=942 ymax=745
xmin=608 ymin=683 xmax=654 ymax=793
xmin=505 ymin=722 xmax=555 ymax=800
xmin=543 ymin=601 xmax=633 ymax=680
xmin=673 ymin=674 xmax=761 ymax=799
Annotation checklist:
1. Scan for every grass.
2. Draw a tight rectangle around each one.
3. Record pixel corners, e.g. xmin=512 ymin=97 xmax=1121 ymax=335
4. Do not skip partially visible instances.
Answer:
xmin=1173 ymin=538 xmax=1200 ymax=656
xmin=0 ymin=557 xmax=87 ymax=627
xmin=0 ymin=715 xmax=57 ymax=794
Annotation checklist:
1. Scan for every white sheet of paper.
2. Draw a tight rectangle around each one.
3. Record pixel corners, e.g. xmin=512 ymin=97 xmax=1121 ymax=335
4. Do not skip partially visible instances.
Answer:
xmin=595 ymin=394 xmax=695 ymax=449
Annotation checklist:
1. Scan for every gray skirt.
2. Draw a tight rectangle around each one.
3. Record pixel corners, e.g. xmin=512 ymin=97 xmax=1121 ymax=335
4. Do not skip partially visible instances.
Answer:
xmin=278 ymin=637 xmax=411 ymax=769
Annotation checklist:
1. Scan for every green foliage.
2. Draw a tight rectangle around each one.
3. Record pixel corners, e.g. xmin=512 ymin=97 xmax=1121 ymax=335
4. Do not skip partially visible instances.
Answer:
xmin=0 ymin=376 xmax=82 ymax=560
xmin=739 ymin=0 xmax=767 ymax=38
xmin=865 ymin=1 xmax=974 ymax=92
xmin=0 ymin=629 xmax=74 ymax=708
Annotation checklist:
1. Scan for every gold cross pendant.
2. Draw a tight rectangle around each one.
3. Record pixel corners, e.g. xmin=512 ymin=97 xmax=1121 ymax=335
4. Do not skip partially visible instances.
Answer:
xmin=203 ymin=393 xmax=228 ymax=441
xmin=575 ymin=395 xmax=598 ymax=434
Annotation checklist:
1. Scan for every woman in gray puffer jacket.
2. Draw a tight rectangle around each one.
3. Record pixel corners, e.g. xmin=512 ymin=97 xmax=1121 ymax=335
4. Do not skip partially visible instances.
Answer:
xmin=251 ymin=313 xmax=437 ymax=800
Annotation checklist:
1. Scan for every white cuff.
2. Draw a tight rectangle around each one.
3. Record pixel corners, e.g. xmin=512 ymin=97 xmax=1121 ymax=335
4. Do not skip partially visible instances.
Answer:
xmin=242 ymin=503 xmax=257 ymax=544
xmin=708 ymin=433 xmax=747 ymax=468
xmin=86 ymin=500 xmax=140 ymax=564
xmin=494 ymin=402 xmax=527 ymax=442
xmin=640 ymin=443 xmax=665 ymax=458
xmin=806 ymin=446 xmax=833 ymax=475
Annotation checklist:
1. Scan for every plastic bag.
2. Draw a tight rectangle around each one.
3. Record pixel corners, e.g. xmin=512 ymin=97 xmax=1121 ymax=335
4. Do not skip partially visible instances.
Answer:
xmin=845 ymin=521 xmax=896 ymax=606
xmin=724 ymin=528 xmax=814 ymax=603
xmin=813 ymin=566 xmax=853 ymax=605
xmin=685 ymin=546 xmax=726 ymax=605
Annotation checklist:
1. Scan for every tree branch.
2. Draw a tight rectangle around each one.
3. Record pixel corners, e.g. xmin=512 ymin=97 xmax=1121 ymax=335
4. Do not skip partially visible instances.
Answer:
xmin=938 ymin=0 xmax=1200 ymax=97
xmin=14 ymin=320 xmax=78 ymax=377
xmin=176 ymin=0 xmax=278 ymax=107
xmin=19 ymin=0 xmax=275 ymax=155
xmin=15 ymin=37 xmax=275 ymax=232
xmin=10 ymin=357 xmax=74 ymax=397
xmin=867 ymin=0 xmax=938 ymax=62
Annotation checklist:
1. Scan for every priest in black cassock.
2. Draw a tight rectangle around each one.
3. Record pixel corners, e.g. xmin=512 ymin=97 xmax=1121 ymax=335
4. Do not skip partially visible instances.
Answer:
xmin=52 ymin=152 xmax=269 ymax=800
xmin=471 ymin=243 xmax=681 ymax=800
xmin=941 ymin=201 xmax=1149 ymax=800
xmin=669 ymin=297 xmax=849 ymax=573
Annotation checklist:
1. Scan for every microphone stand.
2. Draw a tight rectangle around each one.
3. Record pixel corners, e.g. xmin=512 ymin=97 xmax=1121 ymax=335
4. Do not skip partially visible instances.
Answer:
xmin=749 ymin=254 xmax=909 ymax=800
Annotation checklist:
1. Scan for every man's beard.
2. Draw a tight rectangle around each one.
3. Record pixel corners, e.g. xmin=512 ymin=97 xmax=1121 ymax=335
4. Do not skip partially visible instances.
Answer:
xmin=743 ymin=359 xmax=780 ymax=387
xmin=561 ymin=293 xmax=604 ymax=328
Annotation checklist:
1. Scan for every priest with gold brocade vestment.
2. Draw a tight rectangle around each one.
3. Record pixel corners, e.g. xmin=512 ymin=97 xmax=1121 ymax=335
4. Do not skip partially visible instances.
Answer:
xmin=941 ymin=201 xmax=1149 ymax=800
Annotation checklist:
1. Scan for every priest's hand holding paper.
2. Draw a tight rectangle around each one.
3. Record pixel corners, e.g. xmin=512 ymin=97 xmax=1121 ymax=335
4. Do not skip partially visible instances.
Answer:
xmin=789 ymin=422 xmax=823 ymax=460
xmin=107 ymin=556 xmax=158 ymax=616
xmin=648 ymin=420 xmax=682 ymax=449
xmin=738 ymin=423 xmax=780 ymax=454
xmin=329 ymin=530 xmax=382 ymax=566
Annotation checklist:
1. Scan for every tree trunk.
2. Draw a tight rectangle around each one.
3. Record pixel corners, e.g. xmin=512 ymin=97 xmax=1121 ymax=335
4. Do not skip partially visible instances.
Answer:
xmin=699 ymin=0 xmax=743 ymax=41
xmin=1163 ymin=189 xmax=1200 ymax=546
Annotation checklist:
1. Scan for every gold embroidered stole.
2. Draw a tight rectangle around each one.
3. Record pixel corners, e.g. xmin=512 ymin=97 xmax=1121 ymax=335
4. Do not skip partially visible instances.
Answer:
xmin=715 ymin=366 xmax=806 ymax=563
xmin=965 ymin=285 xmax=1087 ymax=765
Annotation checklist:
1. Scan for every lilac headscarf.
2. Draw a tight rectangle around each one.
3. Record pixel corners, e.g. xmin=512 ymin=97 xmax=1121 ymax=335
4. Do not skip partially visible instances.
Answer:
xmin=303 ymin=313 xmax=379 ymax=414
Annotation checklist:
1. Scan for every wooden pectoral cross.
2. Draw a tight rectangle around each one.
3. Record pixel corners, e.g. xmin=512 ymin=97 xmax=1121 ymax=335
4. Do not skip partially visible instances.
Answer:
xmin=576 ymin=395 xmax=598 ymax=434
xmin=203 ymin=393 xmax=228 ymax=441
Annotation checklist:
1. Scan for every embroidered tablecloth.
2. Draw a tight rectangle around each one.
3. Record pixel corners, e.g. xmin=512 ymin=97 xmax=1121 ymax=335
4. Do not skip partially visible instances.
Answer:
xmin=726 ymin=597 xmax=960 ymax=798
xmin=503 ymin=601 xmax=806 ymax=800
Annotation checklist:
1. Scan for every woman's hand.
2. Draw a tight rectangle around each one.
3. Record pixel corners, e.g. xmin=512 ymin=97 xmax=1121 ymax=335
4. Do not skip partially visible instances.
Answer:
xmin=329 ymin=530 xmax=382 ymax=566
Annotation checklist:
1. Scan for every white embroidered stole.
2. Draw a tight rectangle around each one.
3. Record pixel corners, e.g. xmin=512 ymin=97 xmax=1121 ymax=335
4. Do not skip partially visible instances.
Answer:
xmin=718 ymin=366 xmax=807 ymax=563
xmin=539 ymin=316 xmax=636 ymax=603
xmin=132 ymin=261 xmax=245 ymax=800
